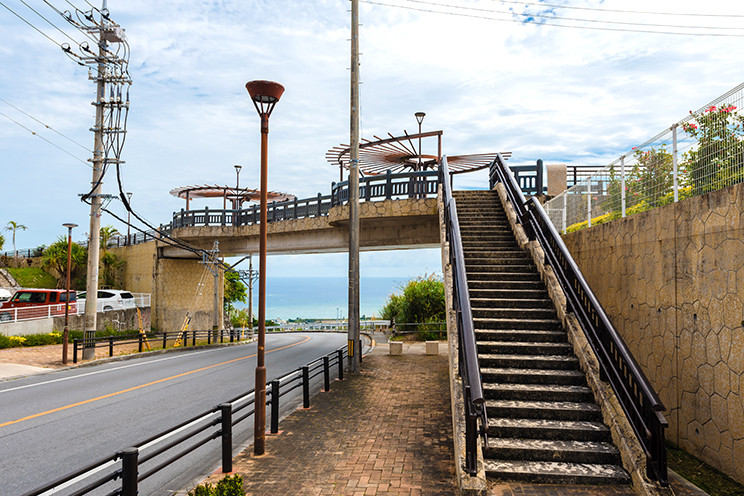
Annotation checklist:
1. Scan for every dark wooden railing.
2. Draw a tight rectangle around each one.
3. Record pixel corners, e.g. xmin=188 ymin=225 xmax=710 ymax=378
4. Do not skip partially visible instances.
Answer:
xmin=489 ymin=159 xmax=545 ymax=197
xmin=490 ymin=155 xmax=668 ymax=485
xmin=440 ymin=156 xmax=487 ymax=475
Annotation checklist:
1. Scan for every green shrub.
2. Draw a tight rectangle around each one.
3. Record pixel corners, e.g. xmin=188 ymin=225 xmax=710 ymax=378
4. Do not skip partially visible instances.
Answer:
xmin=380 ymin=274 xmax=445 ymax=339
xmin=188 ymin=474 xmax=243 ymax=496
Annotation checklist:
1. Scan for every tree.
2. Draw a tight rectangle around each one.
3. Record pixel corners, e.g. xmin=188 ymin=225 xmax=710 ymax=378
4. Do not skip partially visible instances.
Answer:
xmin=41 ymin=236 xmax=87 ymax=288
xmin=224 ymin=271 xmax=247 ymax=315
xmin=380 ymin=274 xmax=445 ymax=338
xmin=0 ymin=233 xmax=4 ymax=252
xmin=99 ymin=225 xmax=120 ymax=250
xmin=99 ymin=226 xmax=125 ymax=288
xmin=5 ymin=221 xmax=27 ymax=256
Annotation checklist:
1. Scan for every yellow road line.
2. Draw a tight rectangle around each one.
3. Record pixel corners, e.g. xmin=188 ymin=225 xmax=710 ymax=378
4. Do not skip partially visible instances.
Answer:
xmin=0 ymin=336 xmax=311 ymax=428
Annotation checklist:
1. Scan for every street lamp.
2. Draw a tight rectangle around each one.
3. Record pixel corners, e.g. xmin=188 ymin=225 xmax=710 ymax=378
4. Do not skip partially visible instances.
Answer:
xmin=62 ymin=222 xmax=78 ymax=364
xmin=415 ymin=112 xmax=425 ymax=170
xmin=245 ymin=79 xmax=284 ymax=457
xmin=234 ymin=164 xmax=242 ymax=209
xmin=126 ymin=192 xmax=132 ymax=243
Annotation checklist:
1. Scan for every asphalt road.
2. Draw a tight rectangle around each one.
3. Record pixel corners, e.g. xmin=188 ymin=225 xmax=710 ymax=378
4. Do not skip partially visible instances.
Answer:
xmin=0 ymin=332 xmax=347 ymax=495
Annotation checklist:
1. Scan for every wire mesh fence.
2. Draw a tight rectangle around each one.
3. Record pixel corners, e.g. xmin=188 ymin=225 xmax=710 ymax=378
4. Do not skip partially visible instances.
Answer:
xmin=546 ymin=82 xmax=744 ymax=233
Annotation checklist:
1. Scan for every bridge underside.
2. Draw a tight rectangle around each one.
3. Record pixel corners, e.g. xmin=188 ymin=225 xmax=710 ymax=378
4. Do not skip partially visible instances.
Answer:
xmin=159 ymin=198 xmax=440 ymax=258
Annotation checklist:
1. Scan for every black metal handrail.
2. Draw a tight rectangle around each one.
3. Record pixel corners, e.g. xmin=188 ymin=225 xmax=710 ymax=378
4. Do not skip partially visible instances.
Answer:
xmin=332 ymin=169 xmax=439 ymax=206
xmin=439 ymin=156 xmax=486 ymax=476
xmin=490 ymin=156 xmax=668 ymax=485
xmin=22 ymin=344 xmax=349 ymax=496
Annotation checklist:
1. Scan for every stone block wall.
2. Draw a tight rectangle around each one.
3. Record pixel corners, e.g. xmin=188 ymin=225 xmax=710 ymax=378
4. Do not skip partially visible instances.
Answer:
xmin=562 ymin=182 xmax=744 ymax=482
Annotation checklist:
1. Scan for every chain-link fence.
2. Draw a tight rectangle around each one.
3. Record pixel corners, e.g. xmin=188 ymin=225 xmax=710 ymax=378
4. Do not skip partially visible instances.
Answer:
xmin=546 ymin=82 xmax=744 ymax=233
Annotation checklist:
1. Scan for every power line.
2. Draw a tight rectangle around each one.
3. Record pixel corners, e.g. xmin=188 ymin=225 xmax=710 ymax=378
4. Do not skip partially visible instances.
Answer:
xmin=490 ymin=0 xmax=744 ymax=18
xmin=19 ymin=0 xmax=84 ymax=46
xmin=406 ymin=0 xmax=744 ymax=31
xmin=361 ymin=0 xmax=744 ymax=37
xmin=0 ymin=110 xmax=91 ymax=167
xmin=0 ymin=97 xmax=91 ymax=152
xmin=0 ymin=0 xmax=63 ymax=46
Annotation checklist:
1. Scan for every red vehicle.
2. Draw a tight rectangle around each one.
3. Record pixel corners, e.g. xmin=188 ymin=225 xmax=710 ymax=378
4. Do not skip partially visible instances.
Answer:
xmin=0 ymin=289 xmax=77 ymax=322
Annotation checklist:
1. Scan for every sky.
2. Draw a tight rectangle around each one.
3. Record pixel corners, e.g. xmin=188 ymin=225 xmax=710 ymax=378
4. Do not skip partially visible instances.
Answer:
xmin=1 ymin=0 xmax=743 ymax=279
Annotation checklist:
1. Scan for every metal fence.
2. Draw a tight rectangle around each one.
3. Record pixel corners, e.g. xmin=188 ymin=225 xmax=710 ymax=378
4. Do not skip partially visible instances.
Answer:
xmin=546 ymin=82 xmax=744 ymax=233
xmin=0 ymin=293 xmax=151 ymax=324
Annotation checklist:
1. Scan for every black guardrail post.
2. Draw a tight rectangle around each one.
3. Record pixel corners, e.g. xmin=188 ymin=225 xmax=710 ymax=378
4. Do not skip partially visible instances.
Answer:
xmin=337 ymin=349 xmax=344 ymax=380
xmin=220 ymin=329 xmax=224 ymax=344
xmin=109 ymin=337 xmax=114 ymax=357
xmin=162 ymin=332 xmax=167 ymax=349
xmin=192 ymin=330 xmax=196 ymax=346
xmin=220 ymin=403 xmax=233 ymax=473
xmin=323 ymin=356 xmax=330 ymax=392
xmin=120 ymin=447 xmax=139 ymax=496
xmin=359 ymin=340 xmax=363 ymax=364
xmin=138 ymin=334 xmax=143 ymax=353
xmin=302 ymin=366 xmax=310 ymax=408
xmin=73 ymin=339 xmax=78 ymax=363
xmin=270 ymin=380 xmax=280 ymax=433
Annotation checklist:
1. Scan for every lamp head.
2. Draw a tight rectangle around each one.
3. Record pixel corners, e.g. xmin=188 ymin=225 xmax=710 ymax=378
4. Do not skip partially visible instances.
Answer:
xmin=62 ymin=223 xmax=78 ymax=229
xmin=245 ymin=80 xmax=284 ymax=106
xmin=415 ymin=112 xmax=426 ymax=125
xmin=235 ymin=164 xmax=242 ymax=173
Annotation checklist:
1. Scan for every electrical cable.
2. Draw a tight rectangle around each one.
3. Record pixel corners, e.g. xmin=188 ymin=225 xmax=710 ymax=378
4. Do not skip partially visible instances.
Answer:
xmin=361 ymin=0 xmax=744 ymax=37
xmin=0 ymin=110 xmax=91 ymax=167
xmin=489 ymin=0 xmax=744 ymax=18
xmin=19 ymin=0 xmax=86 ymax=46
xmin=405 ymin=0 xmax=744 ymax=31
xmin=0 ymin=97 xmax=91 ymax=152
xmin=0 ymin=0 xmax=63 ymax=46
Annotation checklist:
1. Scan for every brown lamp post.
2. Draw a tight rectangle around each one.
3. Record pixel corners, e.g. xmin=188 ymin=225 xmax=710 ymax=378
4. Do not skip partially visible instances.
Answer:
xmin=245 ymin=79 xmax=284 ymax=456
xmin=415 ymin=112 xmax=425 ymax=171
xmin=62 ymin=222 xmax=78 ymax=364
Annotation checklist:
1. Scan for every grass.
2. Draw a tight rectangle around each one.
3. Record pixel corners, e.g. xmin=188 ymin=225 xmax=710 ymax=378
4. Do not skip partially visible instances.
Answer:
xmin=667 ymin=442 xmax=744 ymax=496
xmin=6 ymin=267 xmax=58 ymax=289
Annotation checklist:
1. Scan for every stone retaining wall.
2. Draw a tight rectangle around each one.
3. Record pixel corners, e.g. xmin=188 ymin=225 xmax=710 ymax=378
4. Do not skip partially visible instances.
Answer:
xmin=562 ymin=182 xmax=744 ymax=483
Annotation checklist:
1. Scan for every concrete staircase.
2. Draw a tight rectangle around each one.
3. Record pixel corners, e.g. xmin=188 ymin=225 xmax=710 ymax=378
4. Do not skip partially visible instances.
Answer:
xmin=454 ymin=190 xmax=630 ymax=485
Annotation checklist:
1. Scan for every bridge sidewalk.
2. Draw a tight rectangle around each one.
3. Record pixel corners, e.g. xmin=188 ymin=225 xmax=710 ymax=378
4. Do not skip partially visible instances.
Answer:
xmin=194 ymin=341 xmax=706 ymax=496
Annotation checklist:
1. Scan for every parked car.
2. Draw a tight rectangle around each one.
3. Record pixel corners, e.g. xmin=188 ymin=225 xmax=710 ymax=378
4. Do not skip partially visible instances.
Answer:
xmin=0 ymin=288 xmax=12 ymax=302
xmin=0 ymin=289 xmax=77 ymax=321
xmin=77 ymin=290 xmax=137 ymax=311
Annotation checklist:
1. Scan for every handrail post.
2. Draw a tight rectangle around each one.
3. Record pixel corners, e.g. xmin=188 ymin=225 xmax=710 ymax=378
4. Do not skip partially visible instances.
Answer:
xmin=220 ymin=403 xmax=233 ymax=473
xmin=270 ymin=380 xmax=280 ymax=433
xmin=302 ymin=366 xmax=310 ymax=408
xmin=204 ymin=206 xmax=209 ymax=226
xmin=385 ymin=170 xmax=392 ymax=199
xmin=120 ymin=447 xmax=139 ymax=496
xmin=317 ymin=193 xmax=322 ymax=216
xmin=536 ymin=159 xmax=544 ymax=196
xmin=337 ymin=349 xmax=344 ymax=380
xmin=323 ymin=356 xmax=330 ymax=392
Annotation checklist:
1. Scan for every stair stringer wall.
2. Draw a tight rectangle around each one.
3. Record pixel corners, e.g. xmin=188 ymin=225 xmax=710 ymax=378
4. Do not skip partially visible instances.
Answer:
xmin=492 ymin=183 xmax=668 ymax=496
xmin=439 ymin=190 xmax=488 ymax=495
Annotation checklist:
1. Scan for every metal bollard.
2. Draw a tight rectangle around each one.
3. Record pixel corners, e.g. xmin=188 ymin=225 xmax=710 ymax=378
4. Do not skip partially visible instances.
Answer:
xmin=109 ymin=337 xmax=114 ymax=357
xmin=270 ymin=380 xmax=280 ymax=433
xmin=73 ymin=339 xmax=78 ymax=363
xmin=120 ymin=447 xmax=139 ymax=496
xmin=337 ymin=349 xmax=344 ymax=380
xmin=302 ymin=366 xmax=310 ymax=408
xmin=162 ymin=331 xmax=167 ymax=349
xmin=323 ymin=356 xmax=330 ymax=392
xmin=138 ymin=334 xmax=143 ymax=353
xmin=208 ymin=331 xmax=211 ymax=345
xmin=220 ymin=403 xmax=233 ymax=473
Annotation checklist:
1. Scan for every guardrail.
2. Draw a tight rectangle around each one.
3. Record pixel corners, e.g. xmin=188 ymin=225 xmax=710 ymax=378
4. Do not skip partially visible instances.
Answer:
xmin=23 ymin=343 xmax=349 ymax=496
xmin=440 ymin=156 xmax=486 ymax=475
xmin=490 ymin=155 xmax=668 ymax=484
xmin=0 ymin=294 xmax=151 ymax=324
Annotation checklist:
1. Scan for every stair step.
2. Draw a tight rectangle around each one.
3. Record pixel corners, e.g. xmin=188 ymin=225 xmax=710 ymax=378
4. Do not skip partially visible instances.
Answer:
xmin=467 ymin=286 xmax=546 ymax=297
xmin=488 ymin=418 xmax=611 ymax=442
xmin=485 ymin=438 xmax=621 ymax=465
xmin=475 ymin=329 xmax=565 ymax=343
xmin=483 ymin=460 xmax=630 ymax=485
xmin=484 ymin=383 xmax=594 ymax=402
xmin=479 ymin=353 xmax=579 ymax=370
xmin=470 ymin=297 xmax=552 ymax=309
xmin=485 ymin=400 xmax=602 ymax=421
xmin=472 ymin=307 xmax=557 ymax=320
xmin=475 ymin=341 xmax=573 ymax=356
xmin=474 ymin=317 xmax=562 ymax=331
xmin=481 ymin=367 xmax=586 ymax=386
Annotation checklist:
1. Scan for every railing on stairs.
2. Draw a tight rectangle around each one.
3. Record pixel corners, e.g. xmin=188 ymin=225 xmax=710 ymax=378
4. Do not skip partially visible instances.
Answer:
xmin=489 ymin=154 xmax=668 ymax=485
xmin=439 ymin=156 xmax=487 ymax=476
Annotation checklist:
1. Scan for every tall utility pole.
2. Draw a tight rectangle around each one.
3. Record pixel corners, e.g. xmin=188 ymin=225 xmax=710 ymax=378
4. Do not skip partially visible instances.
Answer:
xmin=82 ymin=8 xmax=108 ymax=360
xmin=348 ymin=0 xmax=361 ymax=373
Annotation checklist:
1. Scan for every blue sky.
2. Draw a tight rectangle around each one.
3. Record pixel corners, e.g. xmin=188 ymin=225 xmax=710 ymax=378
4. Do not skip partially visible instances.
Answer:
xmin=1 ymin=0 xmax=743 ymax=278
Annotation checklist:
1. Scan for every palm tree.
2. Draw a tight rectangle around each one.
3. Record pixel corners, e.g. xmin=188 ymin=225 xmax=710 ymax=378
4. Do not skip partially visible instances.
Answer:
xmin=5 ymin=221 xmax=27 ymax=257
xmin=99 ymin=225 xmax=120 ymax=251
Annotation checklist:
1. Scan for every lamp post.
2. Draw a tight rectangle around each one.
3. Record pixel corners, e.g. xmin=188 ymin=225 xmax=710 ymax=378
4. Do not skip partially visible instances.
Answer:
xmin=62 ymin=222 xmax=78 ymax=364
xmin=126 ymin=192 xmax=132 ymax=243
xmin=415 ymin=112 xmax=425 ymax=170
xmin=234 ymin=164 xmax=242 ymax=209
xmin=245 ymin=79 xmax=284 ymax=456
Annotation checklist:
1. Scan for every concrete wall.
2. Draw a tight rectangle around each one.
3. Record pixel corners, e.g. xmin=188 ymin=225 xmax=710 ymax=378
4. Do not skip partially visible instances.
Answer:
xmin=0 ymin=307 xmax=151 ymax=336
xmin=562 ymin=182 xmax=744 ymax=483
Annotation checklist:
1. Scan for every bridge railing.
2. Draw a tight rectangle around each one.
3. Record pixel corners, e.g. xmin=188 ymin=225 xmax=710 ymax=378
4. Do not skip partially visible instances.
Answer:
xmin=490 ymin=155 xmax=668 ymax=485
xmin=22 ymin=344 xmax=349 ymax=496
xmin=440 ymin=156 xmax=486 ymax=476
xmin=332 ymin=169 xmax=439 ymax=205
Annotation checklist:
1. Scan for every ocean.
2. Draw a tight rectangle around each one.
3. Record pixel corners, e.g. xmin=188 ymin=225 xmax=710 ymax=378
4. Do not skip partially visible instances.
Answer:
xmin=233 ymin=276 xmax=414 ymax=321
